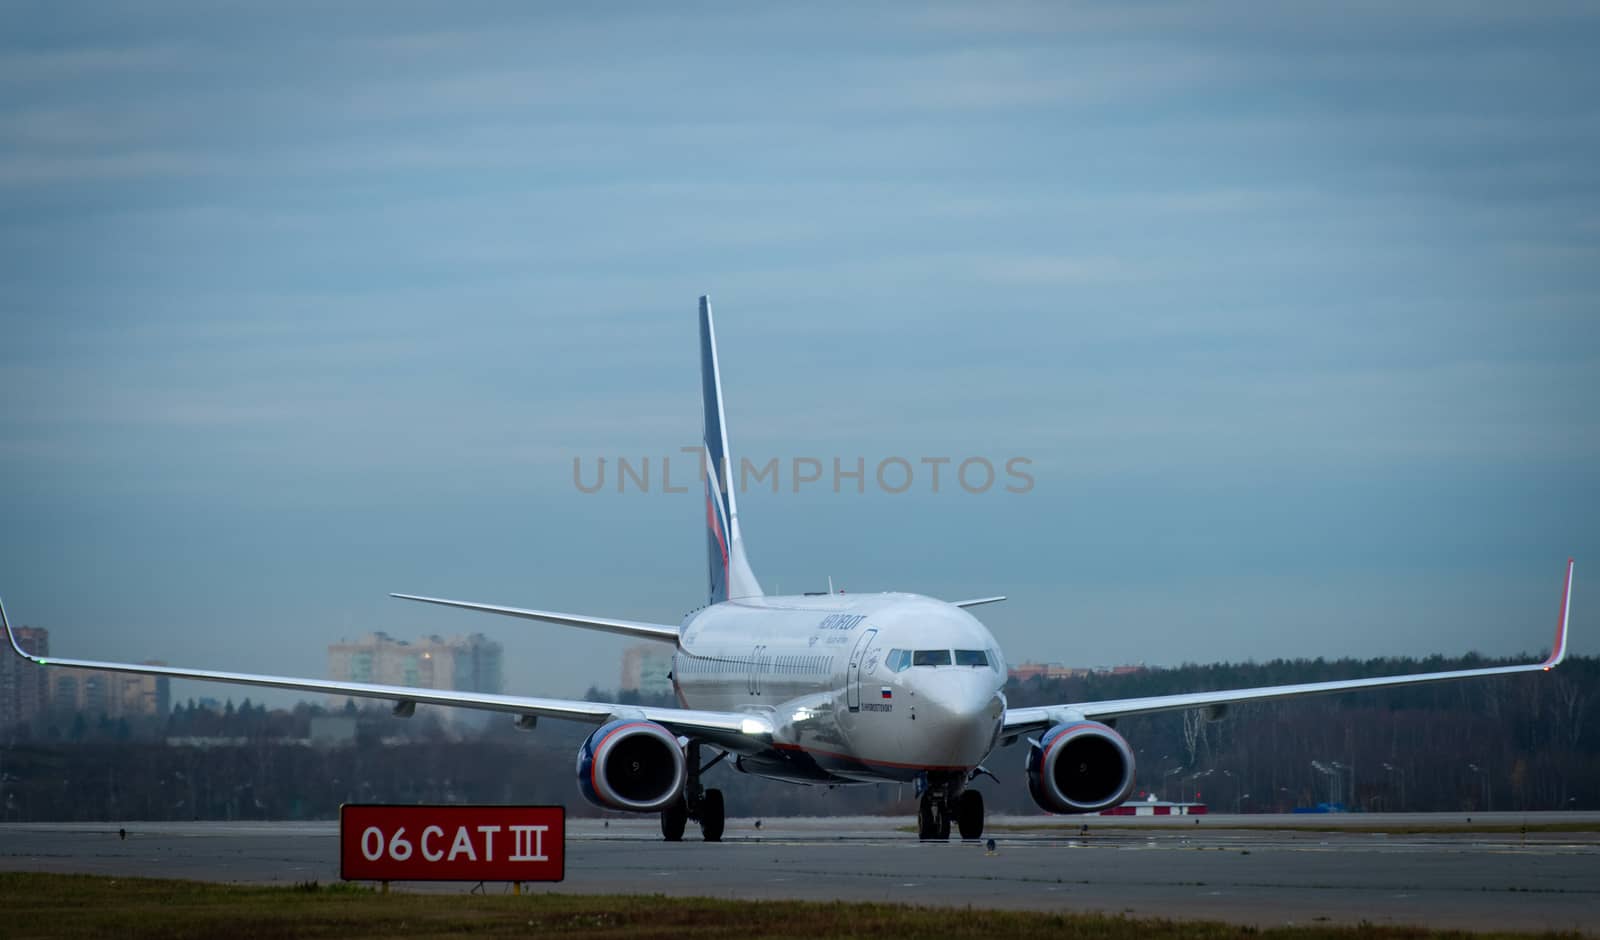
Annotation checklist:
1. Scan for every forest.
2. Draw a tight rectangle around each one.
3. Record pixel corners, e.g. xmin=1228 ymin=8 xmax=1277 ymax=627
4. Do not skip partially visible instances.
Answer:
xmin=1 ymin=654 xmax=1592 ymax=821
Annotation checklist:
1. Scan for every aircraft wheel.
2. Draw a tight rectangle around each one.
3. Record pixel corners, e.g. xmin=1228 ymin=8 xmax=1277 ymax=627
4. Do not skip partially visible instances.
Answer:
xmin=917 ymin=792 xmax=949 ymax=841
xmin=957 ymin=790 xmax=984 ymax=840
xmin=661 ymin=797 xmax=688 ymax=841
xmin=699 ymin=788 xmax=725 ymax=842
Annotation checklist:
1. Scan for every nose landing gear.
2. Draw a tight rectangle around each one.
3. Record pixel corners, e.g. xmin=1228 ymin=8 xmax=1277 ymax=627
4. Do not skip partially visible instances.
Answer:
xmin=917 ymin=775 xmax=986 ymax=840
xmin=917 ymin=790 xmax=951 ymax=840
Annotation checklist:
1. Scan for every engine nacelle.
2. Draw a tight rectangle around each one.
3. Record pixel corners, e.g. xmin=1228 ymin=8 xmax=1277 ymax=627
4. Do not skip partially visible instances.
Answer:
xmin=1025 ymin=720 xmax=1136 ymax=814
xmin=575 ymin=719 xmax=686 ymax=812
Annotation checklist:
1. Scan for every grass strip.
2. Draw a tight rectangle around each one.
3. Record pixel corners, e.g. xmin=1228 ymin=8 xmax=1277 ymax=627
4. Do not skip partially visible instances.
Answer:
xmin=0 ymin=872 xmax=1585 ymax=940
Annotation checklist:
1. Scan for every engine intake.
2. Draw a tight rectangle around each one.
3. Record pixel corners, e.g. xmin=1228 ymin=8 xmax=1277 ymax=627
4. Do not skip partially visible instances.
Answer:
xmin=575 ymin=719 xmax=686 ymax=812
xmin=1025 ymin=720 xmax=1136 ymax=814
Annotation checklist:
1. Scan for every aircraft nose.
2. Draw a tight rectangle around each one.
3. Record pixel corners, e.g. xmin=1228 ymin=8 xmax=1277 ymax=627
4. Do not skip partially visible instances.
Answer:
xmin=928 ymin=672 xmax=1000 ymax=717
xmin=914 ymin=670 xmax=1005 ymax=764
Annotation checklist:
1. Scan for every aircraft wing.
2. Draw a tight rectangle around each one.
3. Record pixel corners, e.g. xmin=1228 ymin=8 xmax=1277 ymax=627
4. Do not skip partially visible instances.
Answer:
xmin=0 ymin=597 xmax=770 ymax=750
xmin=1003 ymin=558 xmax=1574 ymax=739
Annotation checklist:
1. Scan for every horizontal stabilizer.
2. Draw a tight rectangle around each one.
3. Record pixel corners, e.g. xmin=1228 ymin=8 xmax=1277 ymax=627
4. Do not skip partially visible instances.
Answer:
xmin=951 ymin=596 xmax=1006 ymax=609
xmin=390 ymin=593 xmax=679 ymax=643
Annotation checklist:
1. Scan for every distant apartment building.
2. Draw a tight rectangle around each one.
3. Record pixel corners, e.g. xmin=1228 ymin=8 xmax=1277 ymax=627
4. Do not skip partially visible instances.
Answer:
xmin=1008 ymin=661 xmax=1146 ymax=683
xmin=0 ymin=625 xmax=49 ymax=729
xmin=620 ymin=643 xmax=675 ymax=697
xmin=42 ymin=658 xmax=171 ymax=720
xmin=327 ymin=632 xmax=504 ymax=707
xmin=1007 ymin=661 xmax=1089 ymax=682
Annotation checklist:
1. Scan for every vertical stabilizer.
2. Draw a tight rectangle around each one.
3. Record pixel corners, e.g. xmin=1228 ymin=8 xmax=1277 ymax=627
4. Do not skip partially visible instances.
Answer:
xmin=699 ymin=297 xmax=764 ymax=604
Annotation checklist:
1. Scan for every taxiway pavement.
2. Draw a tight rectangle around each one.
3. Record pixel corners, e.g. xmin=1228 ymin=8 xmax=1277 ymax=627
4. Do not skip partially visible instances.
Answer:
xmin=3 ymin=813 xmax=1596 ymax=933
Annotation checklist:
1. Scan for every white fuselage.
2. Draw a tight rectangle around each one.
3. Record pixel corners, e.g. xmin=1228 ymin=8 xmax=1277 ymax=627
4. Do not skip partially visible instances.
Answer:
xmin=672 ymin=592 xmax=1008 ymax=783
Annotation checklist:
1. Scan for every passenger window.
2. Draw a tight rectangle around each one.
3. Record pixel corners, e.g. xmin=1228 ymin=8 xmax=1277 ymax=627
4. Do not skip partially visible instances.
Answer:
xmin=953 ymin=649 xmax=988 ymax=667
xmin=912 ymin=649 xmax=952 ymax=667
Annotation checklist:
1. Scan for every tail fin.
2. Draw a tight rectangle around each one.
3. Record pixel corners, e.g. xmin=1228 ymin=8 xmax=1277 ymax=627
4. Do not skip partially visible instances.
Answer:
xmin=699 ymin=296 xmax=763 ymax=604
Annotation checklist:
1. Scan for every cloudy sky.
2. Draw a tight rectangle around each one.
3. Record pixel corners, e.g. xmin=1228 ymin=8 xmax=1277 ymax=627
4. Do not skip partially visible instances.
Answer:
xmin=2 ymin=2 xmax=1596 ymax=707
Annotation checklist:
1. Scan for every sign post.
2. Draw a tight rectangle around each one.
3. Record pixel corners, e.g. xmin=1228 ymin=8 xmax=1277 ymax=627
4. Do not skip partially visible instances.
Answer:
xmin=340 ymin=805 xmax=565 ymax=884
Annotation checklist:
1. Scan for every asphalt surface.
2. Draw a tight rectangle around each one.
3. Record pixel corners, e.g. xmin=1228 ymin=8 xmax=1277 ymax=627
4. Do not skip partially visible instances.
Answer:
xmin=3 ymin=813 xmax=1598 ymax=933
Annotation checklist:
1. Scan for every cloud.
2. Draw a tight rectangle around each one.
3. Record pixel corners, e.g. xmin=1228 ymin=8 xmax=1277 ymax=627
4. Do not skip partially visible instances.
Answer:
xmin=0 ymin=150 xmax=211 ymax=185
xmin=837 ymin=46 xmax=1237 ymax=113
xmin=0 ymin=44 xmax=191 ymax=84
xmin=969 ymin=255 xmax=1131 ymax=285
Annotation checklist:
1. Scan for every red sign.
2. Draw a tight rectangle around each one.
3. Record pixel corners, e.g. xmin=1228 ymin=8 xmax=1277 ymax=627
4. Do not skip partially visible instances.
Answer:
xmin=340 ymin=804 xmax=565 ymax=882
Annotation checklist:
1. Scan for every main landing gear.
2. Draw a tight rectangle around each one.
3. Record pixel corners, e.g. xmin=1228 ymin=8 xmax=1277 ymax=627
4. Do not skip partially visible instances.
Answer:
xmin=662 ymin=740 xmax=726 ymax=842
xmin=917 ymin=790 xmax=951 ymax=840
xmin=956 ymin=790 xmax=985 ymax=840
xmin=917 ymin=775 xmax=986 ymax=841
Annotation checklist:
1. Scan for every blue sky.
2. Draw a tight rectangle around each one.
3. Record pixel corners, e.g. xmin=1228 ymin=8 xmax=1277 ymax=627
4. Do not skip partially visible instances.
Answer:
xmin=2 ymin=2 xmax=1596 ymax=705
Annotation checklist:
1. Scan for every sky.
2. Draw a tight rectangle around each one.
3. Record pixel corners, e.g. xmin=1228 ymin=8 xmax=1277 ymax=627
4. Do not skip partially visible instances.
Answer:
xmin=2 ymin=2 xmax=1596 ymax=709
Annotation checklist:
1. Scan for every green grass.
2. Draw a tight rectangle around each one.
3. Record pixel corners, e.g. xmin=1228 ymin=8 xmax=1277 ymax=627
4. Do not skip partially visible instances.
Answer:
xmin=0 ymin=872 xmax=1585 ymax=939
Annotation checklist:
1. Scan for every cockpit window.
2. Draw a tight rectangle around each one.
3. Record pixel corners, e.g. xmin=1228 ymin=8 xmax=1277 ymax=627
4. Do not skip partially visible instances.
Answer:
xmin=912 ymin=649 xmax=952 ymax=667
xmin=953 ymin=649 xmax=989 ymax=667
xmin=886 ymin=649 xmax=911 ymax=672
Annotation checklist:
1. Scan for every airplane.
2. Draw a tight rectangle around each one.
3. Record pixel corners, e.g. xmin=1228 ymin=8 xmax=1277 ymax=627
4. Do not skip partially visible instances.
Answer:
xmin=1 ymin=296 xmax=1577 ymax=842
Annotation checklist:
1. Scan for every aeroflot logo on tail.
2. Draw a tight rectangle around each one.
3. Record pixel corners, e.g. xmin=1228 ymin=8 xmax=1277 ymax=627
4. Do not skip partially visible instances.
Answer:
xmin=571 ymin=448 xmax=1034 ymax=495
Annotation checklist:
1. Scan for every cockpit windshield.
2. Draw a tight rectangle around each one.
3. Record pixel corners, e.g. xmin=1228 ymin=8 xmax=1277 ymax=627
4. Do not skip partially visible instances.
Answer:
xmin=888 ymin=648 xmax=991 ymax=669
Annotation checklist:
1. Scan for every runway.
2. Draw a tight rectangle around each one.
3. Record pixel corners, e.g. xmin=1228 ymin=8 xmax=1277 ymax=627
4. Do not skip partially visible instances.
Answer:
xmin=3 ymin=813 xmax=1598 ymax=933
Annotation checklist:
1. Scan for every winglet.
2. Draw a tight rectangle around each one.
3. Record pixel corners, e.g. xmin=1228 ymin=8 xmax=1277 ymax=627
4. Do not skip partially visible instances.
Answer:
xmin=950 ymin=596 xmax=1007 ymax=609
xmin=0 ymin=594 xmax=44 ymax=664
xmin=1543 ymin=557 xmax=1574 ymax=670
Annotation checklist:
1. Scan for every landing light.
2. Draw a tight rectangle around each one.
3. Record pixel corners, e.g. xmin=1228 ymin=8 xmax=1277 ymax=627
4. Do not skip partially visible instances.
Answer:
xmin=740 ymin=718 xmax=767 ymax=735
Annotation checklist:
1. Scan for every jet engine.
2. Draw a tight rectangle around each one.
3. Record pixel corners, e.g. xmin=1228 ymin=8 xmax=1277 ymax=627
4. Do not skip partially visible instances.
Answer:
xmin=575 ymin=719 xmax=687 ymax=812
xmin=1025 ymin=720 xmax=1136 ymax=813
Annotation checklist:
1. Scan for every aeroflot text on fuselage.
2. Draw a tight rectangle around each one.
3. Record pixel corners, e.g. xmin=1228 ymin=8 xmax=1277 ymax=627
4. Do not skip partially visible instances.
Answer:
xmin=572 ymin=451 xmax=1035 ymax=495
